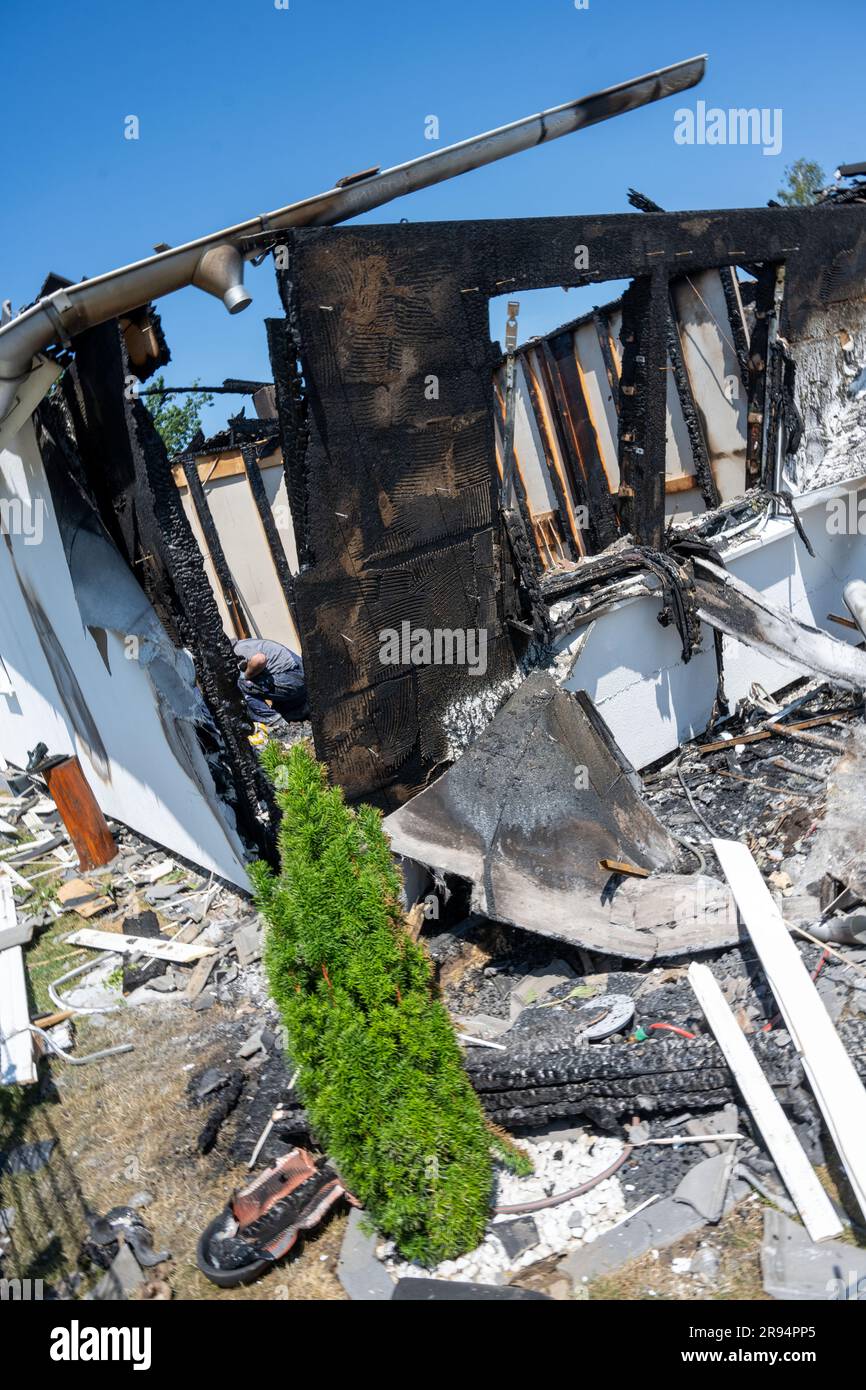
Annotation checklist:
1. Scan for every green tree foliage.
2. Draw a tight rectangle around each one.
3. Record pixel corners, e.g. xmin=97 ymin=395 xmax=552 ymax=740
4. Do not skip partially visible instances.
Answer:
xmin=143 ymin=375 xmax=214 ymax=456
xmin=251 ymin=741 xmax=495 ymax=1264
xmin=777 ymin=158 xmax=826 ymax=207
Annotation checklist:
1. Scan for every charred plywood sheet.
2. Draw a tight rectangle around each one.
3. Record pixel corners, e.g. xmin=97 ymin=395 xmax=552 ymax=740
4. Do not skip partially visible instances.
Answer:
xmin=269 ymin=229 xmax=516 ymax=807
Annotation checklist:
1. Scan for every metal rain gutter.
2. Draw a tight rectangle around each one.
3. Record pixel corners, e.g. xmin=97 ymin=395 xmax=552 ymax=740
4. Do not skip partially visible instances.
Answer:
xmin=0 ymin=55 xmax=705 ymax=424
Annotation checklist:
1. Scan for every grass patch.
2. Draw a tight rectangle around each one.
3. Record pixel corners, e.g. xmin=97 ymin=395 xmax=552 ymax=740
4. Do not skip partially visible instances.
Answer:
xmin=588 ymin=1201 xmax=770 ymax=1301
xmin=252 ymin=741 xmax=494 ymax=1266
xmin=18 ymin=910 xmax=91 ymax=1018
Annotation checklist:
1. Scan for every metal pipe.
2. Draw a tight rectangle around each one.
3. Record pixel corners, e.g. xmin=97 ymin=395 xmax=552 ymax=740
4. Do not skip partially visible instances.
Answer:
xmin=47 ymin=951 xmax=123 ymax=1015
xmin=1 ymin=1023 xmax=133 ymax=1066
xmin=0 ymin=55 xmax=705 ymax=422
xmin=810 ymin=910 xmax=866 ymax=947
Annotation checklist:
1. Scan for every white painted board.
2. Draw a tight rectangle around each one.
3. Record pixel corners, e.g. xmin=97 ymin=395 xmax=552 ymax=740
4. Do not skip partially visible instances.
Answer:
xmin=714 ymin=837 xmax=866 ymax=1225
xmin=689 ymin=960 xmax=842 ymax=1242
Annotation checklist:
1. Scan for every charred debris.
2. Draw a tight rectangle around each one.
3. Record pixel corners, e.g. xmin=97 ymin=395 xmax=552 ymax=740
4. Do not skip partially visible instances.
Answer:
xmin=6 ymin=55 xmax=866 ymax=1295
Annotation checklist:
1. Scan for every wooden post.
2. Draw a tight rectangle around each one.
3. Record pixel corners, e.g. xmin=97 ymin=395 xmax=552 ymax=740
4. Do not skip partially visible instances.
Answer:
xmin=42 ymin=756 xmax=117 ymax=871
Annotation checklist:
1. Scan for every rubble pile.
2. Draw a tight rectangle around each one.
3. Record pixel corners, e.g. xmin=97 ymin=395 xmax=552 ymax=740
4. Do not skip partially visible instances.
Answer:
xmin=6 ymin=668 xmax=866 ymax=1300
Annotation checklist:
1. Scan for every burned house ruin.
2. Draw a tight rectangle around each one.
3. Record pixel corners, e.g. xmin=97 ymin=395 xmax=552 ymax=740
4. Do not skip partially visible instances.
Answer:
xmin=2 ymin=51 xmax=866 ymax=941
xmin=9 ymin=43 xmax=866 ymax=1304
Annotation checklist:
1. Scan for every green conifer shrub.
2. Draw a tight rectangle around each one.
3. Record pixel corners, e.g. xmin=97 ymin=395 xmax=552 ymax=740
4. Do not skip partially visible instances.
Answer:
xmin=250 ymin=740 xmax=495 ymax=1264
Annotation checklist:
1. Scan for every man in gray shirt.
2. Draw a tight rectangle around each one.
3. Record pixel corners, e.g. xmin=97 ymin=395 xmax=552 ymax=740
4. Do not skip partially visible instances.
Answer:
xmin=233 ymin=638 xmax=307 ymax=727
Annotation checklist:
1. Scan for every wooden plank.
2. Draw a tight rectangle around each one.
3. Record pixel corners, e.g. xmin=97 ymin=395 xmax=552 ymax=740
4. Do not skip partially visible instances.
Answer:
xmin=172 ymin=448 xmax=283 ymax=490
xmin=697 ymin=711 xmax=851 ymax=755
xmin=688 ymin=961 xmax=842 ymax=1243
xmin=42 ymin=756 xmax=117 ymax=871
xmin=547 ymin=329 xmax=619 ymax=545
xmin=713 ymin=837 xmax=866 ymax=1224
xmin=664 ymin=472 xmax=699 ymax=495
xmin=0 ymin=877 xmax=37 ymax=1086
xmin=66 ymin=927 xmax=216 ymax=964
xmin=522 ymin=349 xmax=584 ymax=558
xmin=31 ymin=1009 xmax=75 ymax=1030
xmin=599 ymin=858 xmax=649 ymax=878
xmin=540 ymin=336 xmax=619 ymax=553
xmin=185 ymin=953 xmax=219 ymax=1000
xmin=57 ymin=878 xmax=113 ymax=918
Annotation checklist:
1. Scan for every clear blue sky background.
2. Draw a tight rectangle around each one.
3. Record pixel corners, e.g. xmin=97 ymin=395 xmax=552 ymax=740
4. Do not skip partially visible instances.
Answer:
xmin=2 ymin=0 xmax=862 ymax=433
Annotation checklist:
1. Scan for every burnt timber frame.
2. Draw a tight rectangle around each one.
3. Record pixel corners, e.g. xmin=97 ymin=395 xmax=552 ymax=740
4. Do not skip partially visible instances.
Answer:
xmin=270 ymin=205 xmax=866 ymax=806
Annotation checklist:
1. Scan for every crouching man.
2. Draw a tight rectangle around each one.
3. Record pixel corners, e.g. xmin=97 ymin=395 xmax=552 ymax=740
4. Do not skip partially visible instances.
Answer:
xmin=233 ymin=637 xmax=308 ymax=733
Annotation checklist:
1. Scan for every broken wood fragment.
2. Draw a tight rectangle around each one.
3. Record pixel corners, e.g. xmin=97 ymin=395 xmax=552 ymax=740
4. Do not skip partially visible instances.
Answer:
xmin=185 ymin=953 xmax=220 ymax=1000
xmin=598 ymin=859 xmax=649 ymax=878
xmin=760 ymin=720 xmax=845 ymax=755
xmin=31 ymin=1009 xmax=75 ymax=1031
xmin=57 ymin=878 xmax=113 ymax=918
xmin=697 ymin=711 xmax=853 ymax=755
xmin=404 ymin=902 xmax=426 ymax=942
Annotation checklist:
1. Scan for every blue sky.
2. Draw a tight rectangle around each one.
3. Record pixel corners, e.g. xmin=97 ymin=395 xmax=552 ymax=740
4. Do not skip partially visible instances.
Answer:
xmin=3 ymin=0 xmax=862 ymax=433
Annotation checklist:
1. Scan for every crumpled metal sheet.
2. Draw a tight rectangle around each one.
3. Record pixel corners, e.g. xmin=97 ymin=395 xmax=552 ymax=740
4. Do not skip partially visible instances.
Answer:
xmin=384 ymin=672 xmax=694 ymax=956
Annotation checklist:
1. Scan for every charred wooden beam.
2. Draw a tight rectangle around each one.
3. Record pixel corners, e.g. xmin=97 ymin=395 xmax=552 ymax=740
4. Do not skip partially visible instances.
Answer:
xmin=266 ymin=312 xmax=312 ymax=568
xmin=617 ymin=271 xmax=669 ymax=547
